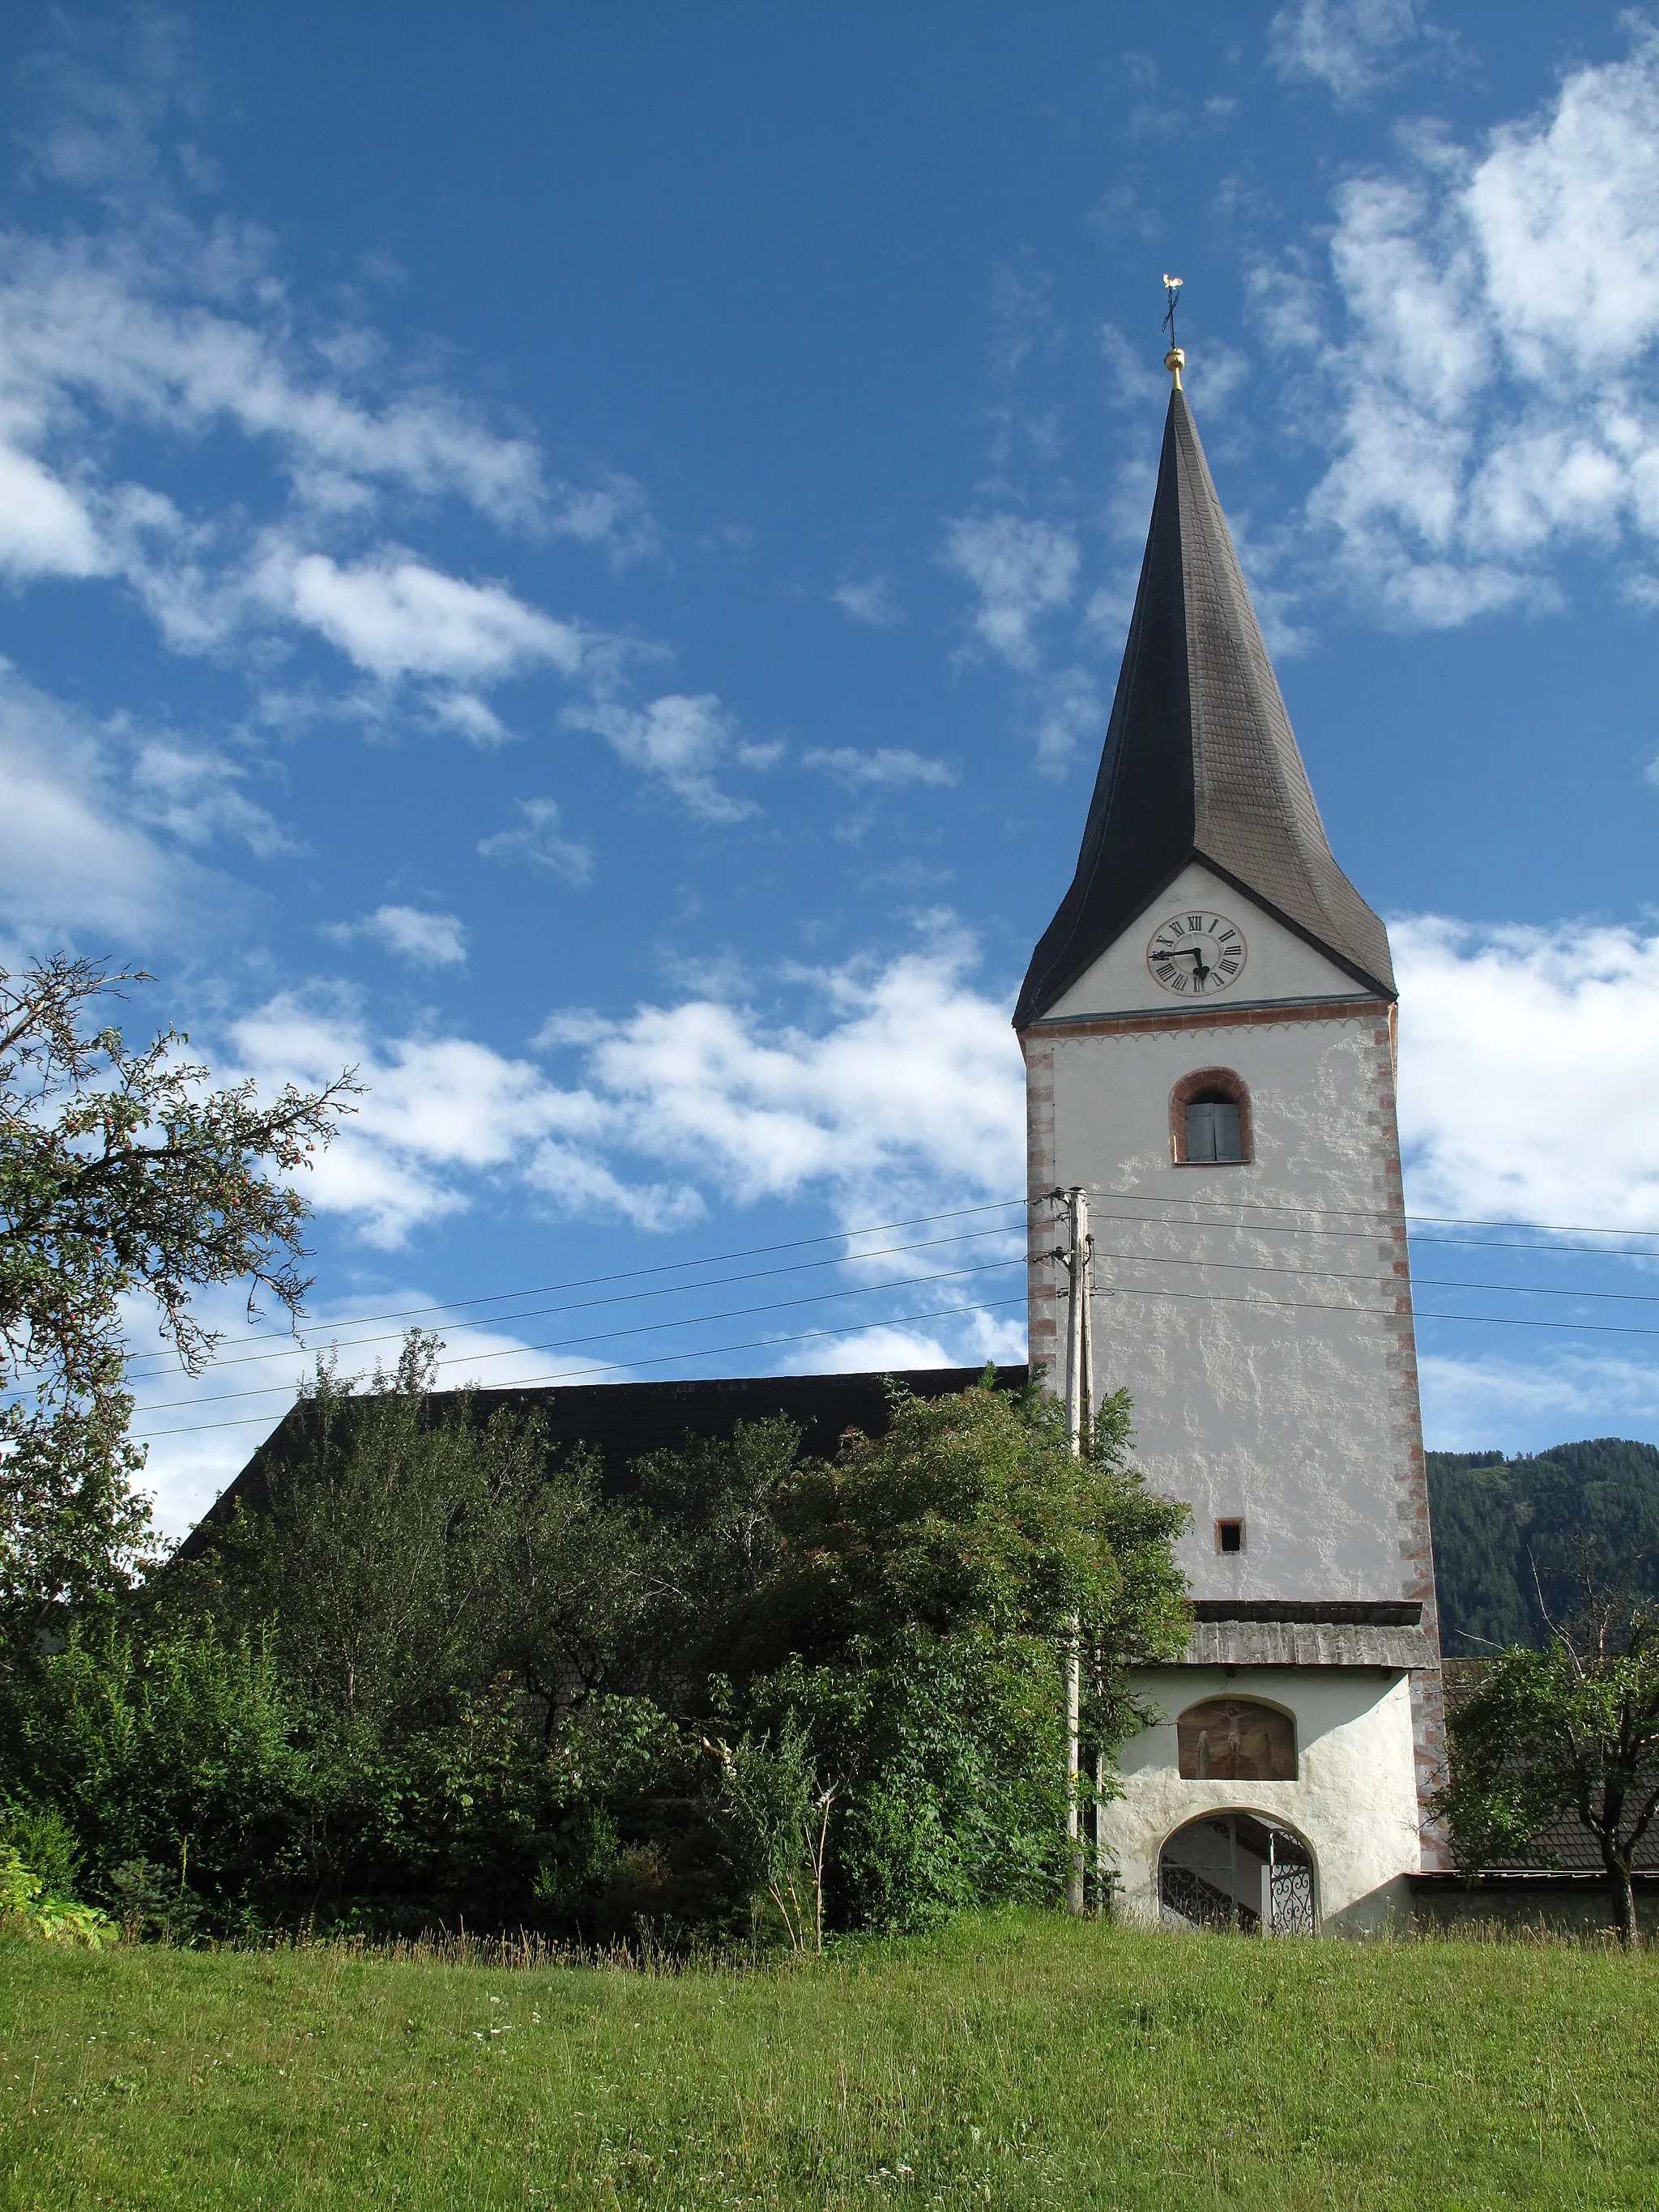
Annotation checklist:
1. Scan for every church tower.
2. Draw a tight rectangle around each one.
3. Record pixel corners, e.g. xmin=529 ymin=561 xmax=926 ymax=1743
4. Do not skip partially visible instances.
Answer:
xmin=1020 ymin=351 xmax=1447 ymax=1932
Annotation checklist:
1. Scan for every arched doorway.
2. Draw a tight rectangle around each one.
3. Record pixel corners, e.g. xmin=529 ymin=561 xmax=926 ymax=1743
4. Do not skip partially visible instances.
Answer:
xmin=1158 ymin=1812 xmax=1316 ymax=1934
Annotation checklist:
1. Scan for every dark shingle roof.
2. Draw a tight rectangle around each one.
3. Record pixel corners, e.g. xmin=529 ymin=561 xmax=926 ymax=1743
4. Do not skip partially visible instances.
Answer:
xmin=180 ymin=1365 xmax=1030 ymax=1555
xmin=1015 ymin=386 xmax=1395 ymax=1029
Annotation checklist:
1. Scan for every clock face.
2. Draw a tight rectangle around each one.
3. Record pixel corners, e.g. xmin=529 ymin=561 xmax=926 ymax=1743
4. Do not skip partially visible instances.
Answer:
xmin=1146 ymin=910 xmax=1247 ymax=997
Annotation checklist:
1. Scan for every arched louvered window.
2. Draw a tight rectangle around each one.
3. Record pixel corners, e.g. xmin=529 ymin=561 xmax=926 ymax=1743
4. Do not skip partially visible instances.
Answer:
xmin=1187 ymin=1094 xmax=1243 ymax=1163
xmin=1170 ymin=1069 xmax=1252 ymax=1166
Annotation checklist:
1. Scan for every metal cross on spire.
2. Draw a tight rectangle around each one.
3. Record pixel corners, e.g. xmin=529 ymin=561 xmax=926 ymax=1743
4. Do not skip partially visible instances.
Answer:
xmin=1162 ymin=273 xmax=1185 ymax=389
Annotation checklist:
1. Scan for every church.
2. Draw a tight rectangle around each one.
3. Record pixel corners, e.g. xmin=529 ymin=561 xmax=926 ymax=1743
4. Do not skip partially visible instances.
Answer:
xmin=1016 ymin=343 xmax=1447 ymax=1932
xmin=205 ymin=344 xmax=1451 ymax=1937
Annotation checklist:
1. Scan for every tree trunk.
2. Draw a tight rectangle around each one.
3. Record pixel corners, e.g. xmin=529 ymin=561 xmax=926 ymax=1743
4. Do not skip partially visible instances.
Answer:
xmin=1609 ymin=1857 xmax=1639 ymax=1947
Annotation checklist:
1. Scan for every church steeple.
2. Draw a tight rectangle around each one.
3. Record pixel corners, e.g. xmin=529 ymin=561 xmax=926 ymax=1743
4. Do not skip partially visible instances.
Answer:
xmin=1014 ymin=378 xmax=1394 ymax=1029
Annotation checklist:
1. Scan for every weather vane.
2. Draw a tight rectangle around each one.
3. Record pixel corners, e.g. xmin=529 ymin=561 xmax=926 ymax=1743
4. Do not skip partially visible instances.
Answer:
xmin=1162 ymin=273 xmax=1185 ymax=390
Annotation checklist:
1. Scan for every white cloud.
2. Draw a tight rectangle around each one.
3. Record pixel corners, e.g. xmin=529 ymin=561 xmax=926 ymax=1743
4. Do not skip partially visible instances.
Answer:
xmin=0 ymin=664 xmax=296 ymax=945
xmin=0 ymin=288 xmax=553 ymax=685
xmin=803 ymin=747 xmax=957 ymax=789
xmin=1418 ymin=1347 xmax=1659 ymax=1456
xmin=122 ymin=1284 xmax=593 ymax=1539
xmin=1395 ymin=914 xmax=1659 ymax=1233
xmin=272 ymin=548 xmax=589 ymax=690
xmin=833 ymin=576 xmax=902 ymax=628
xmin=552 ymin=923 xmax=1025 ymax=1232
xmin=1102 ymin=322 xmax=1251 ymax=419
xmin=0 ymin=232 xmax=547 ymax=535
xmin=327 ymin=906 xmax=468 ymax=967
xmin=228 ymin=991 xmax=697 ymax=1246
xmin=1031 ymin=667 xmax=1102 ymax=778
xmin=0 ymin=171 xmax=652 ymax=751
xmin=0 ymin=436 xmax=105 ymax=578
xmin=0 ymin=668 xmax=180 ymax=943
xmin=477 ymin=798 xmax=594 ymax=884
xmin=1261 ymin=23 xmax=1659 ymax=622
xmin=774 ymin=1311 xmax=1028 ymax=1379
xmin=1099 ymin=324 xmax=1171 ymax=411
xmin=1267 ymin=0 xmax=1441 ymax=104
xmin=130 ymin=737 xmax=297 ymax=858
xmin=424 ymin=689 xmax=509 ymax=744
xmin=541 ymin=471 xmax=661 ymax=565
xmin=943 ymin=514 xmax=1079 ymax=670
xmin=561 ymin=693 xmax=777 ymax=822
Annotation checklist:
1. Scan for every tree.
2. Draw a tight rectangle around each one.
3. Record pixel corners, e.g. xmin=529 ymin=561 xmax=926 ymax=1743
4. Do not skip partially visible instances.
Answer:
xmin=732 ymin=1376 xmax=1187 ymax=1686
xmin=706 ymin=1715 xmax=838 ymax=1954
xmin=0 ymin=1396 xmax=154 ymax=1646
xmin=178 ymin=1333 xmax=652 ymax=1732
xmin=0 ymin=1617 xmax=319 ymax=1937
xmin=155 ymin=1332 xmax=676 ymax=1931
xmin=709 ymin=1375 xmax=1191 ymax=1929
xmin=1433 ymin=1601 xmax=1659 ymax=1945
xmin=0 ymin=956 xmax=354 ymax=1638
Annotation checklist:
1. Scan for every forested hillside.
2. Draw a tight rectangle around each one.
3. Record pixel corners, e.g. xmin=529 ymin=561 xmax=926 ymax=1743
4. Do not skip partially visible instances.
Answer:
xmin=1427 ymin=1438 xmax=1659 ymax=1653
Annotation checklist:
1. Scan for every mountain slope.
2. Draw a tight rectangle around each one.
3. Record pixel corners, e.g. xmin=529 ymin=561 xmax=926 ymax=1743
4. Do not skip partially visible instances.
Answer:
xmin=1427 ymin=1438 xmax=1659 ymax=1654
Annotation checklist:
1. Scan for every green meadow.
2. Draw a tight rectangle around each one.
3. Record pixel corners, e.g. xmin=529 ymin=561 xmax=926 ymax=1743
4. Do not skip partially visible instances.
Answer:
xmin=2 ymin=1912 xmax=1653 ymax=2210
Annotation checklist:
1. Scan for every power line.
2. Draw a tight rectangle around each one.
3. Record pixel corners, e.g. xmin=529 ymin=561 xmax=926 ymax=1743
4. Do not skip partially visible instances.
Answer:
xmin=1095 ymin=1287 xmax=1659 ymax=1340
xmin=158 ymin=1225 xmax=1659 ymax=1404
xmin=118 ymin=1199 xmax=1034 ymax=1372
xmin=115 ymin=1191 xmax=1659 ymax=1383
xmin=1085 ymin=1209 xmax=1659 ymax=1256
xmin=127 ymin=1277 xmax=1659 ymax=1447
xmin=1087 ymin=1249 xmax=1659 ymax=1304
xmin=129 ymin=1258 xmax=1023 ymax=1416
xmin=114 ymin=1232 xmax=1659 ymax=1421
xmin=128 ymin=1294 xmax=1033 ymax=1442
xmin=120 ymin=1221 xmax=1030 ymax=1381
xmin=1078 ymin=1189 xmax=1659 ymax=1240
xmin=81 ymin=1185 xmax=1659 ymax=1439
xmin=1070 ymin=1204 xmax=1659 ymax=1259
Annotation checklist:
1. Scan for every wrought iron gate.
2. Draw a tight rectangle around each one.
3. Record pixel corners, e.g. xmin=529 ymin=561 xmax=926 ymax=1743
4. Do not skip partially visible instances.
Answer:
xmin=1267 ymin=1858 xmax=1316 ymax=1935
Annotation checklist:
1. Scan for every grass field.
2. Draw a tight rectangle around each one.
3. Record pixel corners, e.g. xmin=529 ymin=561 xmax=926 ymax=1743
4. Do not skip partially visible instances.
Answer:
xmin=2 ymin=1912 xmax=1654 ymax=2210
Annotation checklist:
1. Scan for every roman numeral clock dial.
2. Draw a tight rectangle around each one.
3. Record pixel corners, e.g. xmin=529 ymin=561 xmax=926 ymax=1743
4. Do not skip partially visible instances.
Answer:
xmin=1145 ymin=910 xmax=1247 ymax=996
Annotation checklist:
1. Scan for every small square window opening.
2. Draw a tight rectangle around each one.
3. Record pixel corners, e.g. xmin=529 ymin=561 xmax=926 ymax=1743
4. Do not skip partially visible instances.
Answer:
xmin=1216 ymin=1519 xmax=1245 ymax=1555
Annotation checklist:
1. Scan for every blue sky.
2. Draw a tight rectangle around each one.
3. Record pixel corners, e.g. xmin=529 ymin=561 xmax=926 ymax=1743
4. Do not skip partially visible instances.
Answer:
xmin=6 ymin=2 xmax=1659 ymax=1529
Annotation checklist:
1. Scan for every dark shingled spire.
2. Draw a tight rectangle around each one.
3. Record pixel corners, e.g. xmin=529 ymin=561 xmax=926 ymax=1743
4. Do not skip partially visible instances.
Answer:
xmin=1014 ymin=386 xmax=1395 ymax=1029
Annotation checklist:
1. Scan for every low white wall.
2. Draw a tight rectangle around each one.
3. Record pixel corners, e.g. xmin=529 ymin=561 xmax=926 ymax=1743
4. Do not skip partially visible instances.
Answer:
xmin=1102 ymin=1664 xmax=1423 ymax=1934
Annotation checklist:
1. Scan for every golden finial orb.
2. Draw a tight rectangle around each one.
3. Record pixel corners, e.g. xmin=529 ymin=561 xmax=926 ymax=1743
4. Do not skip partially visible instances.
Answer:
xmin=1160 ymin=273 xmax=1185 ymax=389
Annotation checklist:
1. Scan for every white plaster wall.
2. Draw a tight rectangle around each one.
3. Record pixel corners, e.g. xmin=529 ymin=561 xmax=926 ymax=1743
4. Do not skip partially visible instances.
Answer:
xmin=1042 ymin=1008 xmax=1415 ymax=1601
xmin=1103 ymin=1666 xmax=1422 ymax=1933
xmin=1047 ymin=862 xmax=1368 ymax=1020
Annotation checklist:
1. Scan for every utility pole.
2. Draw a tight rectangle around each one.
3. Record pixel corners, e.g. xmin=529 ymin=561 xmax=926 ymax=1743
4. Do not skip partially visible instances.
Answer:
xmin=1060 ymin=1185 xmax=1093 ymax=1917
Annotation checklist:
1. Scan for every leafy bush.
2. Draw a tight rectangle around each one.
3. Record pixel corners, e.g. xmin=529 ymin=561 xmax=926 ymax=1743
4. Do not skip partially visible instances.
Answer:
xmin=710 ymin=1381 xmax=1190 ymax=1933
xmin=0 ymin=1622 xmax=318 ymax=1936
xmin=0 ymin=1843 xmax=115 ymax=1946
xmin=1 ymin=1354 xmax=1188 ymax=1945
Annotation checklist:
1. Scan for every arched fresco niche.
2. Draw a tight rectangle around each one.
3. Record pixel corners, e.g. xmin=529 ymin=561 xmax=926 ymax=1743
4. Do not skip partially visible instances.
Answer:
xmin=1176 ymin=1698 xmax=1296 ymax=1782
